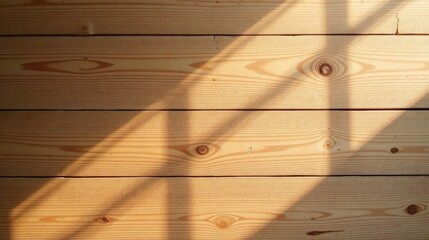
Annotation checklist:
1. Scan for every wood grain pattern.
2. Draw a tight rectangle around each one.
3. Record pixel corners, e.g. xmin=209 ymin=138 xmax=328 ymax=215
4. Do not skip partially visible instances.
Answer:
xmin=1 ymin=36 xmax=429 ymax=109
xmin=0 ymin=0 xmax=427 ymax=35
xmin=1 ymin=1 xmax=428 ymax=240
xmin=1 ymin=177 xmax=428 ymax=239
xmin=1 ymin=111 xmax=428 ymax=176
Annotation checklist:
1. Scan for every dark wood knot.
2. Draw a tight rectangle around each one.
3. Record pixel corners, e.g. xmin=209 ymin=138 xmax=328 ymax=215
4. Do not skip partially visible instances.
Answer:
xmin=196 ymin=145 xmax=209 ymax=155
xmin=406 ymin=204 xmax=419 ymax=215
xmin=319 ymin=63 xmax=332 ymax=76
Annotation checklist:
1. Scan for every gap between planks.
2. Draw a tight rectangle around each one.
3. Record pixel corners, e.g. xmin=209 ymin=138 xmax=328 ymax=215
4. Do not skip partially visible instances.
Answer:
xmin=2 ymin=34 xmax=429 ymax=37
xmin=2 ymin=109 xmax=429 ymax=112
xmin=0 ymin=175 xmax=429 ymax=179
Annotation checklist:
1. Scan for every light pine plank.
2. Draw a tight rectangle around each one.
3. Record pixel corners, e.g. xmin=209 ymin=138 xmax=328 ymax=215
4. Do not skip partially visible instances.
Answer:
xmin=1 ymin=111 xmax=428 ymax=176
xmin=1 ymin=177 xmax=428 ymax=239
xmin=1 ymin=36 xmax=429 ymax=109
xmin=398 ymin=1 xmax=429 ymax=34
xmin=0 ymin=0 xmax=427 ymax=34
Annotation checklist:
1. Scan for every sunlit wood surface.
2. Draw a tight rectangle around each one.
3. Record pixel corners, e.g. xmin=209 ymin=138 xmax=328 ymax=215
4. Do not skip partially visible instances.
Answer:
xmin=0 ymin=1 xmax=428 ymax=239
xmin=1 ymin=111 xmax=428 ymax=176
xmin=1 ymin=36 xmax=429 ymax=109
xmin=2 ymin=177 xmax=428 ymax=239
xmin=0 ymin=0 xmax=428 ymax=35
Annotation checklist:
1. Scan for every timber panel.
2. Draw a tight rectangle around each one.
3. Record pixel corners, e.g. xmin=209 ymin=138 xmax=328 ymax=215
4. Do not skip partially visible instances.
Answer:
xmin=1 ymin=111 xmax=428 ymax=176
xmin=1 ymin=36 xmax=429 ymax=109
xmin=0 ymin=0 xmax=428 ymax=35
xmin=1 ymin=1 xmax=429 ymax=239
xmin=1 ymin=177 xmax=428 ymax=239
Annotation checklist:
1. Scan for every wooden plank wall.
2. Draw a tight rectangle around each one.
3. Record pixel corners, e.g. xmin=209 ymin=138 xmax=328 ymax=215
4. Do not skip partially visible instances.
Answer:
xmin=0 ymin=1 xmax=428 ymax=239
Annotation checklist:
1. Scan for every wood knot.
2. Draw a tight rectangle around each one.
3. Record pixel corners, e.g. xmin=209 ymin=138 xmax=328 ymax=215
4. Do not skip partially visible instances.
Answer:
xmin=96 ymin=216 xmax=112 ymax=224
xmin=319 ymin=63 xmax=332 ymax=76
xmin=211 ymin=215 xmax=237 ymax=229
xmin=304 ymin=55 xmax=345 ymax=80
xmin=196 ymin=145 xmax=210 ymax=155
xmin=390 ymin=147 xmax=399 ymax=154
xmin=323 ymin=137 xmax=336 ymax=150
xmin=170 ymin=143 xmax=219 ymax=158
xmin=405 ymin=204 xmax=420 ymax=215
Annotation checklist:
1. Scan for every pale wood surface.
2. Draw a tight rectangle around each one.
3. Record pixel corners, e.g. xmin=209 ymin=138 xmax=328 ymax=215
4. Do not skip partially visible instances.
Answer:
xmin=0 ymin=0 xmax=427 ymax=35
xmin=1 ymin=177 xmax=428 ymax=239
xmin=1 ymin=36 xmax=429 ymax=109
xmin=1 ymin=1 xmax=429 ymax=239
xmin=1 ymin=111 xmax=428 ymax=176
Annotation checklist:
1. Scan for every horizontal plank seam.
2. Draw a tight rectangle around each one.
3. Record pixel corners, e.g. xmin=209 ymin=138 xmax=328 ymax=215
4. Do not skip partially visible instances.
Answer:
xmin=1 ymin=175 xmax=428 ymax=179
xmin=2 ymin=34 xmax=429 ymax=37
xmin=2 ymin=109 xmax=429 ymax=112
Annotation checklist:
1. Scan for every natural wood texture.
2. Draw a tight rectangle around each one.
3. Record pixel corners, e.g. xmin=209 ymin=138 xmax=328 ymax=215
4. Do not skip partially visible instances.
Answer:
xmin=1 ymin=1 xmax=428 ymax=240
xmin=1 ymin=177 xmax=428 ymax=239
xmin=1 ymin=111 xmax=428 ymax=176
xmin=0 ymin=0 xmax=427 ymax=35
xmin=1 ymin=36 xmax=429 ymax=109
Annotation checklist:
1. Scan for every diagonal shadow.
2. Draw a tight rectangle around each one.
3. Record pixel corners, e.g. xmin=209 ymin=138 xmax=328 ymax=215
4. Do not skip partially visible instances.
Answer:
xmin=247 ymin=96 xmax=429 ymax=239
xmin=1 ymin=0 xmax=424 ymax=239
xmin=250 ymin=0 xmax=428 ymax=238
xmin=1 ymin=1 xmax=303 ymax=239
